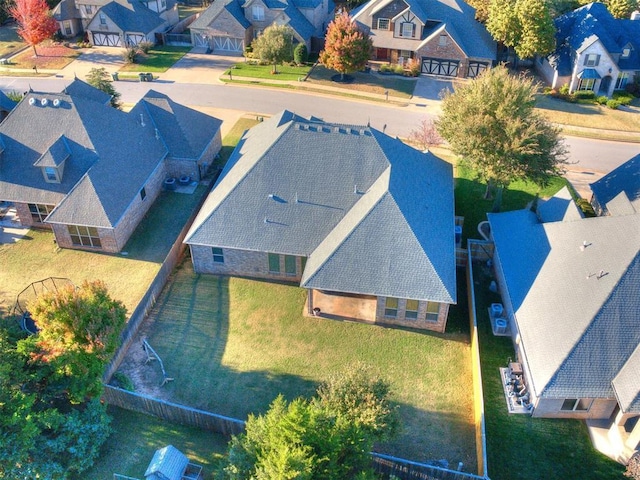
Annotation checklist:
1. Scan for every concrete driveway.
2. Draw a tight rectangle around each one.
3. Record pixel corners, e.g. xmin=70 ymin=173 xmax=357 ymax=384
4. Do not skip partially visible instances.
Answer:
xmin=160 ymin=52 xmax=239 ymax=84
xmin=58 ymin=46 xmax=124 ymax=81
xmin=412 ymin=75 xmax=457 ymax=104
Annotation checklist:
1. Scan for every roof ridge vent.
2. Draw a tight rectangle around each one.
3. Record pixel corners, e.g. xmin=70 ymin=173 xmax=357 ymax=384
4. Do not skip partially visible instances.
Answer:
xmin=28 ymin=97 xmax=36 ymax=106
xmin=333 ymin=126 xmax=340 ymax=133
xmin=53 ymin=98 xmax=60 ymax=107
xmin=580 ymin=240 xmax=591 ymax=251
xmin=41 ymin=98 xmax=48 ymax=106
xmin=360 ymin=128 xmax=366 ymax=135
xmin=294 ymin=123 xmax=301 ymax=130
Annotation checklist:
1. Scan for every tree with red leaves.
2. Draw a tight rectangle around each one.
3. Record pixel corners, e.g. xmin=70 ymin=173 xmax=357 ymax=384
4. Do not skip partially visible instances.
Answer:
xmin=10 ymin=0 xmax=59 ymax=57
xmin=320 ymin=12 xmax=373 ymax=81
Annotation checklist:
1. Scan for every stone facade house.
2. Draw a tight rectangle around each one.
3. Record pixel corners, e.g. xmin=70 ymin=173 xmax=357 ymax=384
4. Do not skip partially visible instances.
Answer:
xmin=351 ymin=0 xmax=495 ymax=77
xmin=0 ymin=80 xmax=222 ymax=253
xmin=189 ymin=0 xmax=334 ymax=53
xmin=536 ymin=2 xmax=640 ymax=97
xmin=488 ymin=184 xmax=640 ymax=463
xmin=53 ymin=0 xmax=179 ymax=46
xmin=184 ymin=111 xmax=457 ymax=332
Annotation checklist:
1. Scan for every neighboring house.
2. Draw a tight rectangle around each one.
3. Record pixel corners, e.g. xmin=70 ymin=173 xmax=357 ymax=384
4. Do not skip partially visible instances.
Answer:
xmin=488 ymin=185 xmax=640 ymax=463
xmin=53 ymin=0 xmax=179 ymax=46
xmin=351 ymin=0 xmax=496 ymax=77
xmin=590 ymin=154 xmax=640 ymax=216
xmin=0 ymin=91 xmax=17 ymax=121
xmin=189 ymin=0 xmax=334 ymax=54
xmin=0 ymin=80 xmax=222 ymax=253
xmin=537 ymin=2 xmax=640 ymax=97
xmin=184 ymin=110 xmax=457 ymax=332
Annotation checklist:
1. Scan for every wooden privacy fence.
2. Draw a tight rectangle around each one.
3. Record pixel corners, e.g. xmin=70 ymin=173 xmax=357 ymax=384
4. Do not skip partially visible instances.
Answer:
xmin=103 ymin=385 xmax=245 ymax=436
xmin=372 ymin=453 xmax=486 ymax=480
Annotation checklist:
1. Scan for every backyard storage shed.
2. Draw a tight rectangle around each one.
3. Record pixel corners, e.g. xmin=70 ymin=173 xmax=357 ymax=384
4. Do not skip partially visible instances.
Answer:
xmin=145 ymin=445 xmax=202 ymax=480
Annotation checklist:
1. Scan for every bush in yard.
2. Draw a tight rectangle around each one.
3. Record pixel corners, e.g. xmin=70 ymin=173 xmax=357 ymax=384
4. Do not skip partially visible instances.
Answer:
xmin=574 ymin=90 xmax=596 ymax=100
xmin=379 ymin=64 xmax=391 ymax=73
xmin=612 ymin=90 xmax=634 ymax=105
xmin=294 ymin=42 xmax=308 ymax=65
xmin=596 ymin=95 xmax=609 ymax=105
xmin=393 ymin=64 xmax=404 ymax=75
xmin=575 ymin=198 xmax=596 ymax=217
xmin=407 ymin=58 xmax=420 ymax=77
xmin=122 ymin=46 xmax=137 ymax=64
xmin=559 ymin=83 xmax=570 ymax=95
xmin=607 ymin=99 xmax=622 ymax=109
xmin=137 ymin=41 xmax=154 ymax=54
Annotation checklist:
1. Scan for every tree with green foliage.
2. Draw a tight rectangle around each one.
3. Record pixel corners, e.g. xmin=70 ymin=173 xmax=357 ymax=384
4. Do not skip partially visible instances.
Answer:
xmin=294 ymin=42 xmax=308 ymax=65
xmin=487 ymin=0 xmax=555 ymax=60
xmin=467 ymin=0 xmax=491 ymax=22
xmin=605 ymin=0 xmax=638 ymax=18
xmin=10 ymin=0 xmax=59 ymax=56
xmin=223 ymin=364 xmax=398 ymax=479
xmin=320 ymin=12 xmax=373 ymax=81
xmin=436 ymin=66 xmax=568 ymax=209
xmin=86 ymin=67 xmax=122 ymax=109
xmin=251 ymin=24 xmax=295 ymax=73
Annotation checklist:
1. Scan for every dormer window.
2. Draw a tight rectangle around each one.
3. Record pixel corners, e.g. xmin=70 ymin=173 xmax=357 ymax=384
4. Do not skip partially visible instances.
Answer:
xmin=252 ymin=5 xmax=264 ymax=20
xmin=377 ymin=18 xmax=390 ymax=30
xmin=44 ymin=167 xmax=59 ymax=182
xmin=622 ymin=47 xmax=631 ymax=58
xmin=84 ymin=5 xmax=93 ymax=14
xmin=99 ymin=13 xmax=107 ymax=25
xmin=401 ymin=22 xmax=414 ymax=38
xmin=34 ymin=135 xmax=70 ymax=184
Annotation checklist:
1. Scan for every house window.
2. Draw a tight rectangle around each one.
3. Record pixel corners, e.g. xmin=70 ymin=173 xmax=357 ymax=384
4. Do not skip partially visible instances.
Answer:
xmin=84 ymin=4 xmax=93 ymax=14
xmin=28 ymin=203 xmax=54 ymax=223
xmin=622 ymin=47 xmax=631 ymax=58
xmin=401 ymin=22 xmax=414 ymax=38
xmin=161 ymin=0 xmax=166 ymax=8
xmin=212 ymin=247 xmax=224 ymax=263
xmin=615 ymin=72 xmax=629 ymax=90
xmin=438 ymin=34 xmax=447 ymax=46
xmin=377 ymin=18 xmax=390 ymax=30
xmin=268 ymin=253 xmax=280 ymax=273
xmin=63 ymin=21 xmax=72 ymax=35
xmin=284 ymin=255 xmax=296 ymax=275
xmin=577 ymin=78 xmax=595 ymax=91
xmin=405 ymin=299 xmax=419 ymax=319
xmin=44 ymin=166 xmax=58 ymax=182
xmin=99 ymin=13 xmax=107 ymax=25
xmin=583 ymin=53 xmax=599 ymax=66
xmin=400 ymin=49 xmax=411 ymax=58
xmin=252 ymin=5 xmax=264 ymax=20
xmin=561 ymin=398 xmax=592 ymax=411
xmin=68 ymin=225 xmax=102 ymax=248
xmin=426 ymin=301 xmax=439 ymax=322
xmin=384 ymin=297 xmax=398 ymax=317
xmin=140 ymin=187 xmax=146 ymax=201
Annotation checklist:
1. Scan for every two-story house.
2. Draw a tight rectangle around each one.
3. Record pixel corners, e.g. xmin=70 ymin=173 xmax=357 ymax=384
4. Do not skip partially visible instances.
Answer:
xmin=189 ymin=0 xmax=334 ymax=54
xmin=537 ymin=2 xmax=640 ymax=97
xmin=53 ymin=0 xmax=179 ymax=46
xmin=351 ymin=0 xmax=496 ymax=77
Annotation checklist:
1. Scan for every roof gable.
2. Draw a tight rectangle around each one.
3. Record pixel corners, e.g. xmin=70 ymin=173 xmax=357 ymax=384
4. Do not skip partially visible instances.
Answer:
xmin=590 ymin=154 xmax=640 ymax=215
xmin=92 ymin=0 xmax=165 ymax=33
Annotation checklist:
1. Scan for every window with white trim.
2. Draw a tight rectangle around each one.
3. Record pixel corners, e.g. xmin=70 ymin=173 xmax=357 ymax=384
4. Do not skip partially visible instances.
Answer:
xmin=425 ymin=301 xmax=439 ymax=322
xmin=438 ymin=34 xmax=447 ymax=46
xmin=615 ymin=72 xmax=629 ymax=89
xmin=84 ymin=5 xmax=93 ymax=14
xmin=63 ymin=21 xmax=72 ymax=35
xmin=99 ymin=13 xmax=107 ymax=25
xmin=401 ymin=22 xmax=414 ymax=38
xmin=405 ymin=299 xmax=419 ymax=319
xmin=622 ymin=47 xmax=631 ymax=58
xmin=384 ymin=297 xmax=398 ymax=317
xmin=44 ymin=166 xmax=59 ymax=183
xmin=28 ymin=203 xmax=54 ymax=223
xmin=577 ymin=78 xmax=595 ymax=91
xmin=377 ymin=18 xmax=390 ymax=30
xmin=68 ymin=225 xmax=101 ymax=248
xmin=212 ymin=247 xmax=224 ymax=263
xmin=561 ymin=398 xmax=592 ymax=411
xmin=583 ymin=53 xmax=599 ymax=66
xmin=252 ymin=5 xmax=264 ymax=20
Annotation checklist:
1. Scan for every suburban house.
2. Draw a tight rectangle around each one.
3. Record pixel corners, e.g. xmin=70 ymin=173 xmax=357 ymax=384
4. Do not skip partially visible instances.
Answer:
xmin=53 ymin=0 xmax=179 ymax=46
xmin=590 ymin=153 xmax=640 ymax=216
xmin=351 ymin=0 xmax=496 ymax=77
xmin=488 ymin=181 xmax=640 ymax=463
xmin=536 ymin=2 xmax=640 ymax=97
xmin=189 ymin=0 xmax=334 ymax=54
xmin=184 ymin=110 xmax=457 ymax=332
xmin=0 ymin=80 xmax=222 ymax=253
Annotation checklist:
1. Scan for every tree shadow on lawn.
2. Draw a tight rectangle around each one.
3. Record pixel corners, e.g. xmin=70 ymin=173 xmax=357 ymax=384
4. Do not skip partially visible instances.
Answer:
xmin=534 ymin=95 xmax=603 ymax=116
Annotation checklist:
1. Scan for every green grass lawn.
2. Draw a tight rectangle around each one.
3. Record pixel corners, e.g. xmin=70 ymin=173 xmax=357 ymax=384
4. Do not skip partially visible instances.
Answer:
xmin=118 ymin=261 xmax=477 ymax=468
xmin=119 ymin=46 xmax=191 ymax=73
xmin=215 ymin=117 xmax=261 ymax=167
xmin=82 ymin=406 xmax=229 ymax=480
xmin=179 ymin=4 xmax=204 ymax=20
xmin=225 ymin=62 xmax=312 ymax=81
xmin=0 ymin=24 xmax=25 ymax=58
xmin=0 ymin=187 xmax=207 ymax=318
xmin=307 ymin=65 xmax=417 ymax=99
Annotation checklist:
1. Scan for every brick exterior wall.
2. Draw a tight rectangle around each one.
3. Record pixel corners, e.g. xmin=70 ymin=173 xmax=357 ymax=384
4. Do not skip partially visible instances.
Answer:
xmin=165 ymin=129 xmax=222 ymax=181
xmin=374 ymin=296 xmax=450 ymax=332
xmin=13 ymin=203 xmax=50 ymax=229
xmin=190 ymin=245 xmax=304 ymax=282
xmin=192 ymin=9 xmax=252 ymax=50
xmin=532 ymin=397 xmax=617 ymax=420
xmin=51 ymin=223 xmax=119 ymax=252
xmin=416 ymin=32 xmax=469 ymax=77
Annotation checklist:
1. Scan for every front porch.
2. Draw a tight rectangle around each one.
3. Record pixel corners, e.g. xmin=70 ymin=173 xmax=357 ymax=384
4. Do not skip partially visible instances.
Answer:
xmin=304 ymin=289 xmax=377 ymax=323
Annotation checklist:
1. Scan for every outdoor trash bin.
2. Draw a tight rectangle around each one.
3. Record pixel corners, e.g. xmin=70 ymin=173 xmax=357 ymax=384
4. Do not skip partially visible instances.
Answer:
xmin=138 ymin=73 xmax=146 ymax=82
xmin=111 ymin=72 xmax=119 ymax=81
xmin=145 ymin=73 xmax=153 ymax=81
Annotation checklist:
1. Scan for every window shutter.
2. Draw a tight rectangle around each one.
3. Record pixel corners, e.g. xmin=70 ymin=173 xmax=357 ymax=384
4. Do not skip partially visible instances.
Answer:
xmin=595 ymin=55 xmax=600 ymax=66
xmin=412 ymin=24 xmax=416 ymax=37
xmin=583 ymin=55 xmax=588 ymax=66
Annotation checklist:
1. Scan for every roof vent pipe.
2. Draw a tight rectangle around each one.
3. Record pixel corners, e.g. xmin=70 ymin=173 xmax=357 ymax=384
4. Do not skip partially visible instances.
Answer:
xmin=140 ymin=114 xmax=146 ymax=127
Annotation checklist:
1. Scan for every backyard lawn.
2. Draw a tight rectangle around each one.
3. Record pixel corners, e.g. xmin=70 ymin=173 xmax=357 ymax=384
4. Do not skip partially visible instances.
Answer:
xmin=117 ymin=262 xmax=477 ymax=469
xmin=0 ymin=186 xmax=207 ymax=318
xmin=119 ymin=46 xmax=191 ymax=72
xmin=84 ymin=406 xmax=229 ymax=479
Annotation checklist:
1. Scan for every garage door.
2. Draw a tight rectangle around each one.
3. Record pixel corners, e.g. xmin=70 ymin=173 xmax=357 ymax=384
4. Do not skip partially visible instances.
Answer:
xmin=212 ymin=36 xmax=243 ymax=53
xmin=92 ymin=32 xmax=122 ymax=47
xmin=125 ymin=34 xmax=145 ymax=46
xmin=193 ymin=33 xmax=209 ymax=48
xmin=421 ymin=58 xmax=459 ymax=77
xmin=468 ymin=61 xmax=489 ymax=78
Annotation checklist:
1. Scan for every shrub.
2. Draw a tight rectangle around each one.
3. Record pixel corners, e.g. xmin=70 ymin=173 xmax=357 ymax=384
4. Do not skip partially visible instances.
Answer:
xmin=6 ymin=90 xmax=23 ymax=102
xmin=596 ymin=95 xmax=608 ymax=105
xmin=576 ymin=198 xmax=596 ymax=217
xmin=122 ymin=47 xmax=137 ymax=64
xmin=406 ymin=58 xmax=420 ymax=77
xmin=379 ymin=64 xmax=391 ymax=73
xmin=294 ymin=43 xmax=308 ymax=65
xmin=625 ymin=82 xmax=640 ymax=97
xmin=606 ymin=99 xmax=622 ymax=109
xmin=612 ymin=90 xmax=634 ymax=105
xmin=559 ymin=83 xmax=570 ymax=95
xmin=112 ymin=372 xmax=134 ymax=391
xmin=574 ymin=90 xmax=596 ymax=100
xmin=137 ymin=41 xmax=154 ymax=54
xmin=393 ymin=64 xmax=404 ymax=75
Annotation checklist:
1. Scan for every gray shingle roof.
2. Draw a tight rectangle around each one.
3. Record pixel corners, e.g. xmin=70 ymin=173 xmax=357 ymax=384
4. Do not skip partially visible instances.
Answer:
xmin=0 ymin=91 xmax=17 ymax=112
xmin=131 ymin=90 xmax=222 ymax=161
xmin=52 ymin=0 xmax=80 ymax=21
xmin=190 ymin=0 xmax=251 ymax=30
xmin=186 ymin=111 xmax=456 ymax=303
xmin=590 ymin=154 xmax=640 ymax=215
xmin=63 ymin=78 xmax=112 ymax=105
xmin=33 ymin=136 xmax=71 ymax=168
xmin=488 ymin=206 xmax=640 ymax=401
xmin=97 ymin=0 xmax=165 ymax=33
xmin=353 ymin=0 xmax=496 ymax=60
xmin=537 ymin=186 xmax=583 ymax=223
xmin=613 ymin=344 xmax=640 ymax=414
